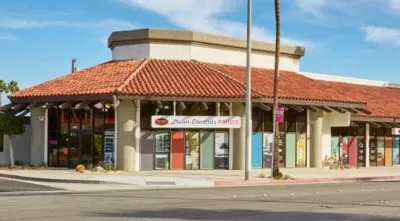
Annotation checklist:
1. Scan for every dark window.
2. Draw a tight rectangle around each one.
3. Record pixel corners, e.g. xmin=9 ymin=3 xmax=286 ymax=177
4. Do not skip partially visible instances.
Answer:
xmin=331 ymin=127 xmax=340 ymax=136
xmin=60 ymin=110 xmax=69 ymax=131
xmin=105 ymin=108 xmax=115 ymax=131
xmin=377 ymin=128 xmax=385 ymax=136
xmin=252 ymin=107 xmax=264 ymax=132
xmin=219 ymin=103 xmax=230 ymax=116
xmin=357 ymin=124 xmax=366 ymax=136
xmin=82 ymin=109 xmax=93 ymax=130
xmin=94 ymin=109 xmax=105 ymax=131
xmin=48 ymin=108 xmax=59 ymax=131
xmin=385 ymin=128 xmax=392 ymax=137
xmin=296 ymin=114 xmax=306 ymax=133
xmin=0 ymin=134 xmax=3 ymax=152
xmin=70 ymin=109 xmax=81 ymax=130
xmin=263 ymin=111 xmax=273 ymax=133
xmin=286 ymin=110 xmax=296 ymax=133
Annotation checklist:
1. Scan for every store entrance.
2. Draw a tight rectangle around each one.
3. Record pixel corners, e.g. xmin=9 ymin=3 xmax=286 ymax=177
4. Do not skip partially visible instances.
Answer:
xmin=151 ymin=130 xmax=229 ymax=170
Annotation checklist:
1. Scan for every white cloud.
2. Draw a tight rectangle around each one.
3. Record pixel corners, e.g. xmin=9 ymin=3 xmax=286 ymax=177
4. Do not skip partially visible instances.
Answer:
xmin=117 ymin=0 xmax=310 ymax=47
xmin=293 ymin=0 xmax=326 ymax=17
xmin=0 ymin=18 xmax=136 ymax=30
xmin=389 ymin=0 xmax=400 ymax=11
xmin=362 ymin=25 xmax=400 ymax=47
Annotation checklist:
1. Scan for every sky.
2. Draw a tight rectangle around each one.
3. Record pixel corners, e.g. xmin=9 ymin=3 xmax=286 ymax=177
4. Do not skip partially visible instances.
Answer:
xmin=1 ymin=0 xmax=400 ymax=99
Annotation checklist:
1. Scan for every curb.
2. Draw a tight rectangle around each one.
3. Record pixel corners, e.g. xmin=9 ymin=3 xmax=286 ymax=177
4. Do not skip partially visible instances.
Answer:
xmin=0 ymin=173 xmax=125 ymax=185
xmin=214 ymin=176 xmax=400 ymax=187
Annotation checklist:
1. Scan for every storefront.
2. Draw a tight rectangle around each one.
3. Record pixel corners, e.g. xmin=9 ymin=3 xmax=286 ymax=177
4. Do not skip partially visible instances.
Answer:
xmin=47 ymin=106 xmax=115 ymax=168
xmin=251 ymin=107 xmax=307 ymax=169
xmin=139 ymin=101 xmax=234 ymax=170
xmin=0 ymin=28 xmax=377 ymax=171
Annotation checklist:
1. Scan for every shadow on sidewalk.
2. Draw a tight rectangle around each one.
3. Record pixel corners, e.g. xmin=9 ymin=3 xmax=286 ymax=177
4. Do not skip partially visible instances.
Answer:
xmin=91 ymin=208 xmax=398 ymax=221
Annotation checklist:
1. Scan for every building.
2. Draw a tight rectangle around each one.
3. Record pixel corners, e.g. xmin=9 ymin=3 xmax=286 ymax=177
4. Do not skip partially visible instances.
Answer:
xmin=0 ymin=28 xmax=399 ymax=171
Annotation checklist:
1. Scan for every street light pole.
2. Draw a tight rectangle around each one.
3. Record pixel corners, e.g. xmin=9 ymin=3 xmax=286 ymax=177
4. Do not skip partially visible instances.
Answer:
xmin=245 ymin=0 xmax=252 ymax=181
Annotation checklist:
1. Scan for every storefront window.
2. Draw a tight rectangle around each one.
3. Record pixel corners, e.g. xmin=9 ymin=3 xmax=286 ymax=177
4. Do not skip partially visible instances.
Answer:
xmin=215 ymin=131 xmax=229 ymax=169
xmin=185 ymin=131 xmax=200 ymax=170
xmin=141 ymin=101 xmax=173 ymax=130
xmin=177 ymin=102 xmax=215 ymax=116
xmin=47 ymin=106 xmax=115 ymax=168
xmin=94 ymin=109 xmax=105 ymax=131
xmin=82 ymin=109 xmax=93 ymax=130
xmin=155 ymin=132 xmax=170 ymax=170
xmin=60 ymin=110 xmax=69 ymax=131
xmin=252 ymin=107 xmax=264 ymax=132
xmin=93 ymin=132 xmax=104 ymax=166
xmin=105 ymin=108 xmax=115 ymax=131
xmin=219 ymin=103 xmax=230 ymax=116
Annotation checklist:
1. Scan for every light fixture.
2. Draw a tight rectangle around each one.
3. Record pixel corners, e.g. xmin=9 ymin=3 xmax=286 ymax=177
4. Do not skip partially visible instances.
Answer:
xmin=179 ymin=101 xmax=186 ymax=111
xmin=201 ymin=102 xmax=209 ymax=111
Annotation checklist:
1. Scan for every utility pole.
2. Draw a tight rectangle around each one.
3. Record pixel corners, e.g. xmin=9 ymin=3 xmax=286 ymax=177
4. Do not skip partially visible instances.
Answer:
xmin=245 ymin=0 xmax=252 ymax=180
xmin=271 ymin=0 xmax=281 ymax=177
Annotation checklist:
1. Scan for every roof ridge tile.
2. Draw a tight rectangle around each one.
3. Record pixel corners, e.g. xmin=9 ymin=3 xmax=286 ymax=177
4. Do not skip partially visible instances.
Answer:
xmin=116 ymin=58 xmax=150 ymax=93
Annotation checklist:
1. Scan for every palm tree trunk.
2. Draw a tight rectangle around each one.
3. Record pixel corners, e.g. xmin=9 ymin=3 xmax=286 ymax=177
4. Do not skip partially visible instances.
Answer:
xmin=272 ymin=0 xmax=281 ymax=177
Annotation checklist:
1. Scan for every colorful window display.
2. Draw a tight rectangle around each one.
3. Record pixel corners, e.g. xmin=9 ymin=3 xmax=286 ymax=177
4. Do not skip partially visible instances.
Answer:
xmin=331 ymin=126 xmax=366 ymax=168
xmin=214 ymin=132 xmax=229 ymax=169
xmin=393 ymin=137 xmax=400 ymax=165
xmin=251 ymin=107 xmax=307 ymax=169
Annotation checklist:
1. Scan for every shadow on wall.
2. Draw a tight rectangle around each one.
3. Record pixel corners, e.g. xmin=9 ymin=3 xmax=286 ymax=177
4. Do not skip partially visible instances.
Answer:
xmin=91 ymin=208 xmax=398 ymax=221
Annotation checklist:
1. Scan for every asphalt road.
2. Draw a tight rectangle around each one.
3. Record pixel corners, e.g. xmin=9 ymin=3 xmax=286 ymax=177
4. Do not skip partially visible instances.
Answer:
xmin=0 ymin=178 xmax=59 ymax=192
xmin=1 ymin=181 xmax=400 ymax=221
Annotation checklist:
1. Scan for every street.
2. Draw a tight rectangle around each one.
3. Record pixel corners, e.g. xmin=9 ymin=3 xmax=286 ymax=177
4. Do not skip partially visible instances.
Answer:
xmin=0 ymin=178 xmax=59 ymax=192
xmin=1 ymin=181 xmax=400 ymax=220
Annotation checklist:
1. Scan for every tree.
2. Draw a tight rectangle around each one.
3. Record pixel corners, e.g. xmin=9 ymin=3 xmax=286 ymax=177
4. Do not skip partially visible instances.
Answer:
xmin=0 ymin=80 xmax=9 ymax=107
xmin=272 ymin=0 xmax=282 ymax=178
xmin=0 ymin=80 xmax=22 ymax=167
xmin=0 ymin=113 xmax=25 ymax=167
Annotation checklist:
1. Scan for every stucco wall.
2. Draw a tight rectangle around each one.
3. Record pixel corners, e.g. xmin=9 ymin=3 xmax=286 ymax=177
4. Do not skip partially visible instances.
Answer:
xmin=309 ymin=110 xmax=350 ymax=167
xmin=112 ymin=42 xmax=300 ymax=72
xmin=30 ymin=107 xmax=45 ymax=165
xmin=0 ymin=125 xmax=31 ymax=165
xmin=116 ymin=100 xmax=138 ymax=171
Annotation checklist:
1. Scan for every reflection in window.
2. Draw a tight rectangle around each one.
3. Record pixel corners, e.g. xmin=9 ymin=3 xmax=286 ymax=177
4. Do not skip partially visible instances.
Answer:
xmin=82 ymin=109 xmax=93 ymax=130
xmin=155 ymin=132 xmax=170 ymax=170
xmin=105 ymin=108 xmax=115 ymax=131
xmin=70 ymin=109 xmax=81 ymax=130
xmin=60 ymin=110 xmax=69 ymax=131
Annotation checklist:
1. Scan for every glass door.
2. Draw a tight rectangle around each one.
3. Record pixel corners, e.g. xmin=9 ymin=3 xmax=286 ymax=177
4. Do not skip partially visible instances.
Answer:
xmin=59 ymin=131 xmax=69 ymax=167
xmin=81 ymin=133 xmax=93 ymax=166
xmin=68 ymin=131 xmax=80 ymax=168
xmin=154 ymin=131 xmax=170 ymax=170
xmin=185 ymin=131 xmax=200 ymax=170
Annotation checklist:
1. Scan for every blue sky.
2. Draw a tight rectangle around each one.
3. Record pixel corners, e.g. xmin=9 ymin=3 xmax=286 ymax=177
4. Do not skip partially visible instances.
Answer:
xmin=1 ymin=0 xmax=400 ymax=97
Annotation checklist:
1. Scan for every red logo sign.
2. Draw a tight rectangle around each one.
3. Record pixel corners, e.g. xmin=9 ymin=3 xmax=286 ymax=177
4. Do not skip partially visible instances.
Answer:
xmin=155 ymin=118 xmax=168 ymax=126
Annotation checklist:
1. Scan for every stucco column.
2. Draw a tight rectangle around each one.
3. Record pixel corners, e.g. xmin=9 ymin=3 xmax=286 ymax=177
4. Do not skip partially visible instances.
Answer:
xmin=30 ymin=107 xmax=45 ymax=165
xmin=232 ymin=102 xmax=246 ymax=170
xmin=365 ymin=123 xmax=370 ymax=168
xmin=310 ymin=111 xmax=323 ymax=168
xmin=116 ymin=100 xmax=138 ymax=171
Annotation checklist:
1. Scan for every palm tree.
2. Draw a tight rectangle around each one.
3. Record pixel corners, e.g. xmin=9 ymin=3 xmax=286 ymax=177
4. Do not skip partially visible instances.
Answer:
xmin=7 ymin=80 xmax=20 ymax=94
xmin=272 ymin=0 xmax=282 ymax=178
xmin=0 ymin=80 xmax=9 ymax=107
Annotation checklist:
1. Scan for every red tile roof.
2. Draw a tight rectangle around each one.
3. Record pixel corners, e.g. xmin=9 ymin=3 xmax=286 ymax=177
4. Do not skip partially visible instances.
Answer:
xmin=10 ymin=58 xmax=363 ymax=107
xmin=316 ymin=81 xmax=400 ymax=119
xmin=205 ymin=63 xmax=362 ymax=104
xmin=12 ymin=59 xmax=145 ymax=98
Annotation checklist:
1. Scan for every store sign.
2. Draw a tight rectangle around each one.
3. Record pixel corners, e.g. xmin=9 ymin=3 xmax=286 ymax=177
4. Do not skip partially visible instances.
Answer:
xmin=151 ymin=116 xmax=241 ymax=129
xmin=275 ymin=107 xmax=285 ymax=123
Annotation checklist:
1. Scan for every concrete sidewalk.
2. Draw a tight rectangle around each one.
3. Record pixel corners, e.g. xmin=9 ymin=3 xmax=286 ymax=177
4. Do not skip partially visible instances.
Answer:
xmin=1 ymin=167 xmax=400 ymax=191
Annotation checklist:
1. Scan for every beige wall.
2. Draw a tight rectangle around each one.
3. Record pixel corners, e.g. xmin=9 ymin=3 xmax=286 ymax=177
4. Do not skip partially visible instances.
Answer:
xmin=0 ymin=126 xmax=31 ymax=165
xmin=232 ymin=103 xmax=246 ymax=170
xmin=309 ymin=110 xmax=350 ymax=167
xmin=116 ymin=100 xmax=138 ymax=171
xmin=30 ymin=107 xmax=45 ymax=165
xmin=112 ymin=42 xmax=301 ymax=72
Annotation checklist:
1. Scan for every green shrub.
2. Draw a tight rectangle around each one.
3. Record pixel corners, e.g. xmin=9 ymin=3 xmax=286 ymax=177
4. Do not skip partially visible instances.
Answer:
xmin=14 ymin=160 xmax=24 ymax=166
